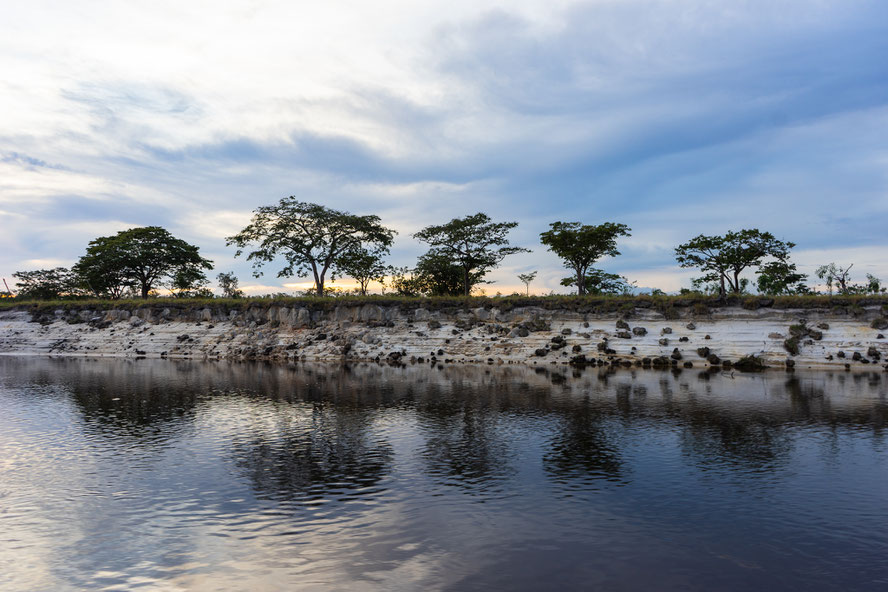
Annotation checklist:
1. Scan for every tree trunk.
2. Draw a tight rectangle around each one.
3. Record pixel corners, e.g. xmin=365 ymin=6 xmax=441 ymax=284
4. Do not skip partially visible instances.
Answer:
xmin=719 ymin=274 xmax=726 ymax=299
xmin=463 ymin=267 xmax=470 ymax=296
xmin=141 ymin=284 xmax=150 ymax=299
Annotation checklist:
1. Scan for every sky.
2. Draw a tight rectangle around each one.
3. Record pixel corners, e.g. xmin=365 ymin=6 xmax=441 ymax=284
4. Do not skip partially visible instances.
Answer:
xmin=1 ymin=0 xmax=887 ymax=295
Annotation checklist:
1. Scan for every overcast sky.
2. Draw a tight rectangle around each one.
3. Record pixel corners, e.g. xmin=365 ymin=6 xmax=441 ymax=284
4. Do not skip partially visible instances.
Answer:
xmin=2 ymin=0 xmax=886 ymax=295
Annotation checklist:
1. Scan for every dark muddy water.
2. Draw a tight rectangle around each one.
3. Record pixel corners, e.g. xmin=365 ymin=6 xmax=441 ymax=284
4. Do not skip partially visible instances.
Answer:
xmin=1 ymin=357 xmax=886 ymax=591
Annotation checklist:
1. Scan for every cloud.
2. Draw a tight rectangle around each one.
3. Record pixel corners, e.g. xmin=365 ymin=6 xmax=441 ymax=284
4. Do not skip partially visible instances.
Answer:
xmin=1 ymin=1 xmax=886 ymax=291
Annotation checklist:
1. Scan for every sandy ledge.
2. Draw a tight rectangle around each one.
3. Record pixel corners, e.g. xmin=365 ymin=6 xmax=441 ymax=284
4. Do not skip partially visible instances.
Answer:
xmin=1 ymin=303 xmax=886 ymax=371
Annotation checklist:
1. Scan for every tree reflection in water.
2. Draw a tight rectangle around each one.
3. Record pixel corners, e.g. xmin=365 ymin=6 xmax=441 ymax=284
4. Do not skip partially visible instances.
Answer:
xmin=230 ymin=402 xmax=393 ymax=503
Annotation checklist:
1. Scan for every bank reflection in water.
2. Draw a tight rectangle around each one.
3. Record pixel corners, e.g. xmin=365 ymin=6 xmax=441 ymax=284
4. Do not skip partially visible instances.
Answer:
xmin=1 ymin=357 xmax=887 ymax=591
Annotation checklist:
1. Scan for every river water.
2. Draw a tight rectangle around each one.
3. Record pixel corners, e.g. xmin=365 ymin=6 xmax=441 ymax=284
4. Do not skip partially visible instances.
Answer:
xmin=1 ymin=357 xmax=886 ymax=591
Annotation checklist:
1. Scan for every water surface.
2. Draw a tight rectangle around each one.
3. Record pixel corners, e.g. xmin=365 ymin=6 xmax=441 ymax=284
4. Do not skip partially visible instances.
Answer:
xmin=1 ymin=358 xmax=886 ymax=591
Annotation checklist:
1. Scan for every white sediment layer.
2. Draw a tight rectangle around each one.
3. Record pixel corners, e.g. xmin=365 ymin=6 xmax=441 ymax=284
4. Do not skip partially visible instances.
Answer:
xmin=1 ymin=303 xmax=886 ymax=371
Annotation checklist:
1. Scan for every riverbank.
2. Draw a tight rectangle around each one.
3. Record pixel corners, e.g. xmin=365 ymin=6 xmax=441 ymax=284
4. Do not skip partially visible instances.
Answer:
xmin=1 ymin=297 xmax=886 ymax=370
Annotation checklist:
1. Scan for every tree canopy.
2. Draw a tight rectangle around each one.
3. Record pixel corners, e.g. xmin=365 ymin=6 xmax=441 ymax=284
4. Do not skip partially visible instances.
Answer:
xmin=675 ymin=229 xmax=794 ymax=298
xmin=337 ymin=248 xmax=388 ymax=296
xmin=539 ymin=221 xmax=631 ymax=295
xmin=12 ymin=268 xmax=80 ymax=300
xmin=74 ymin=226 xmax=212 ymax=298
xmin=226 ymin=198 xmax=395 ymax=296
xmin=413 ymin=213 xmax=528 ymax=296
xmin=560 ymin=268 xmax=634 ymax=295
xmin=756 ymin=261 xmax=809 ymax=295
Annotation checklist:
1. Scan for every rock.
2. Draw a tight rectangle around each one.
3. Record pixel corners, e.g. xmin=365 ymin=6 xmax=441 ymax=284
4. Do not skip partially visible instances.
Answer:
xmin=686 ymin=322 xmax=696 ymax=330
xmin=661 ymin=327 xmax=672 ymax=335
xmin=707 ymin=353 xmax=721 ymax=365
xmin=808 ymin=330 xmax=823 ymax=341
xmin=768 ymin=332 xmax=784 ymax=339
xmin=683 ymin=361 xmax=693 ymax=368
xmin=551 ymin=335 xmax=565 ymax=344
xmin=561 ymin=328 xmax=572 ymax=335
xmin=852 ymin=352 xmax=862 ymax=361
xmin=176 ymin=334 xmax=191 ymax=343
xmin=414 ymin=308 xmax=430 ymax=321
xmin=534 ymin=348 xmax=548 ymax=357
xmin=659 ymin=338 xmax=669 ymax=346
xmin=518 ymin=327 xmax=530 ymax=337
xmin=868 ymin=347 xmax=881 ymax=361
xmin=878 ymin=334 xmax=885 ymax=339
xmin=473 ymin=307 xmax=491 ymax=321
xmin=670 ymin=348 xmax=682 ymax=360
xmin=678 ymin=336 xmax=689 ymax=342
xmin=616 ymin=330 xmax=632 ymax=339
xmin=837 ymin=351 xmax=846 ymax=358
xmin=785 ymin=359 xmax=795 ymax=368
xmin=632 ymin=327 xmax=647 ymax=336
xmin=571 ymin=344 xmax=582 ymax=353
xmin=696 ymin=347 xmax=710 ymax=358
xmin=129 ymin=317 xmax=144 ymax=327
xmin=871 ymin=318 xmax=888 ymax=330
xmin=295 ymin=308 xmax=311 ymax=327
xmin=816 ymin=322 xmax=830 ymax=330
xmin=704 ymin=335 xmax=711 ymax=340
xmin=616 ymin=319 xmax=630 ymax=329
xmin=428 ymin=320 xmax=442 ymax=330
xmin=316 ymin=333 xmax=327 ymax=341
xmin=360 ymin=304 xmax=384 ymax=322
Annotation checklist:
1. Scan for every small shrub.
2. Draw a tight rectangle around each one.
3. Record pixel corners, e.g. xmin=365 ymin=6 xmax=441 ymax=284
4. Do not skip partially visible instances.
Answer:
xmin=784 ymin=336 xmax=800 ymax=356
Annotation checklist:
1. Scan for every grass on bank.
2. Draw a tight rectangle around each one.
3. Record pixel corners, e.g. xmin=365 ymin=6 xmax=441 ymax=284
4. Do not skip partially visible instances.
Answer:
xmin=3 ymin=293 xmax=888 ymax=317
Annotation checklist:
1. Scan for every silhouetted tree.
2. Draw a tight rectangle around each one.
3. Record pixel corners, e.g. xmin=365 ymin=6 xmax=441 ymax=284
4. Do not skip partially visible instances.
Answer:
xmin=75 ymin=226 xmax=212 ymax=298
xmin=675 ymin=229 xmax=794 ymax=298
xmin=414 ymin=213 xmax=528 ymax=296
xmin=540 ymin=221 xmax=631 ymax=295
xmin=227 ymin=199 xmax=395 ymax=296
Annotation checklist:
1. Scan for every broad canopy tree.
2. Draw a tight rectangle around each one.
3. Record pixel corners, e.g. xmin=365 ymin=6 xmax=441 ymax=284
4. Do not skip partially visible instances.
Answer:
xmin=675 ymin=229 xmax=794 ymax=298
xmin=413 ymin=213 xmax=528 ymax=296
xmin=540 ymin=221 xmax=631 ymax=295
xmin=75 ymin=226 xmax=212 ymax=299
xmin=12 ymin=268 xmax=81 ymax=300
xmin=227 ymin=199 xmax=395 ymax=296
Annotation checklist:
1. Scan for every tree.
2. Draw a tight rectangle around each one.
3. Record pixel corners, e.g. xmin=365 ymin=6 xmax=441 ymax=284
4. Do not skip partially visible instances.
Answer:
xmin=171 ymin=266 xmax=213 ymax=298
xmin=815 ymin=263 xmax=853 ymax=295
xmin=413 ymin=213 xmax=528 ymax=296
xmin=414 ymin=251 xmax=484 ymax=296
xmin=75 ymin=226 xmax=213 ymax=298
xmin=675 ymin=229 xmax=794 ymax=298
xmin=72 ymin=250 xmax=133 ymax=299
xmin=756 ymin=261 xmax=809 ymax=295
xmin=227 ymin=199 xmax=396 ymax=296
xmin=560 ymin=268 xmax=634 ymax=295
xmin=386 ymin=266 xmax=426 ymax=297
xmin=217 ymin=272 xmax=245 ymax=298
xmin=337 ymin=248 xmax=387 ymax=296
xmin=865 ymin=274 xmax=886 ymax=294
xmin=12 ymin=268 xmax=80 ymax=300
xmin=517 ymin=271 xmax=537 ymax=296
xmin=540 ymin=221 xmax=631 ymax=295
